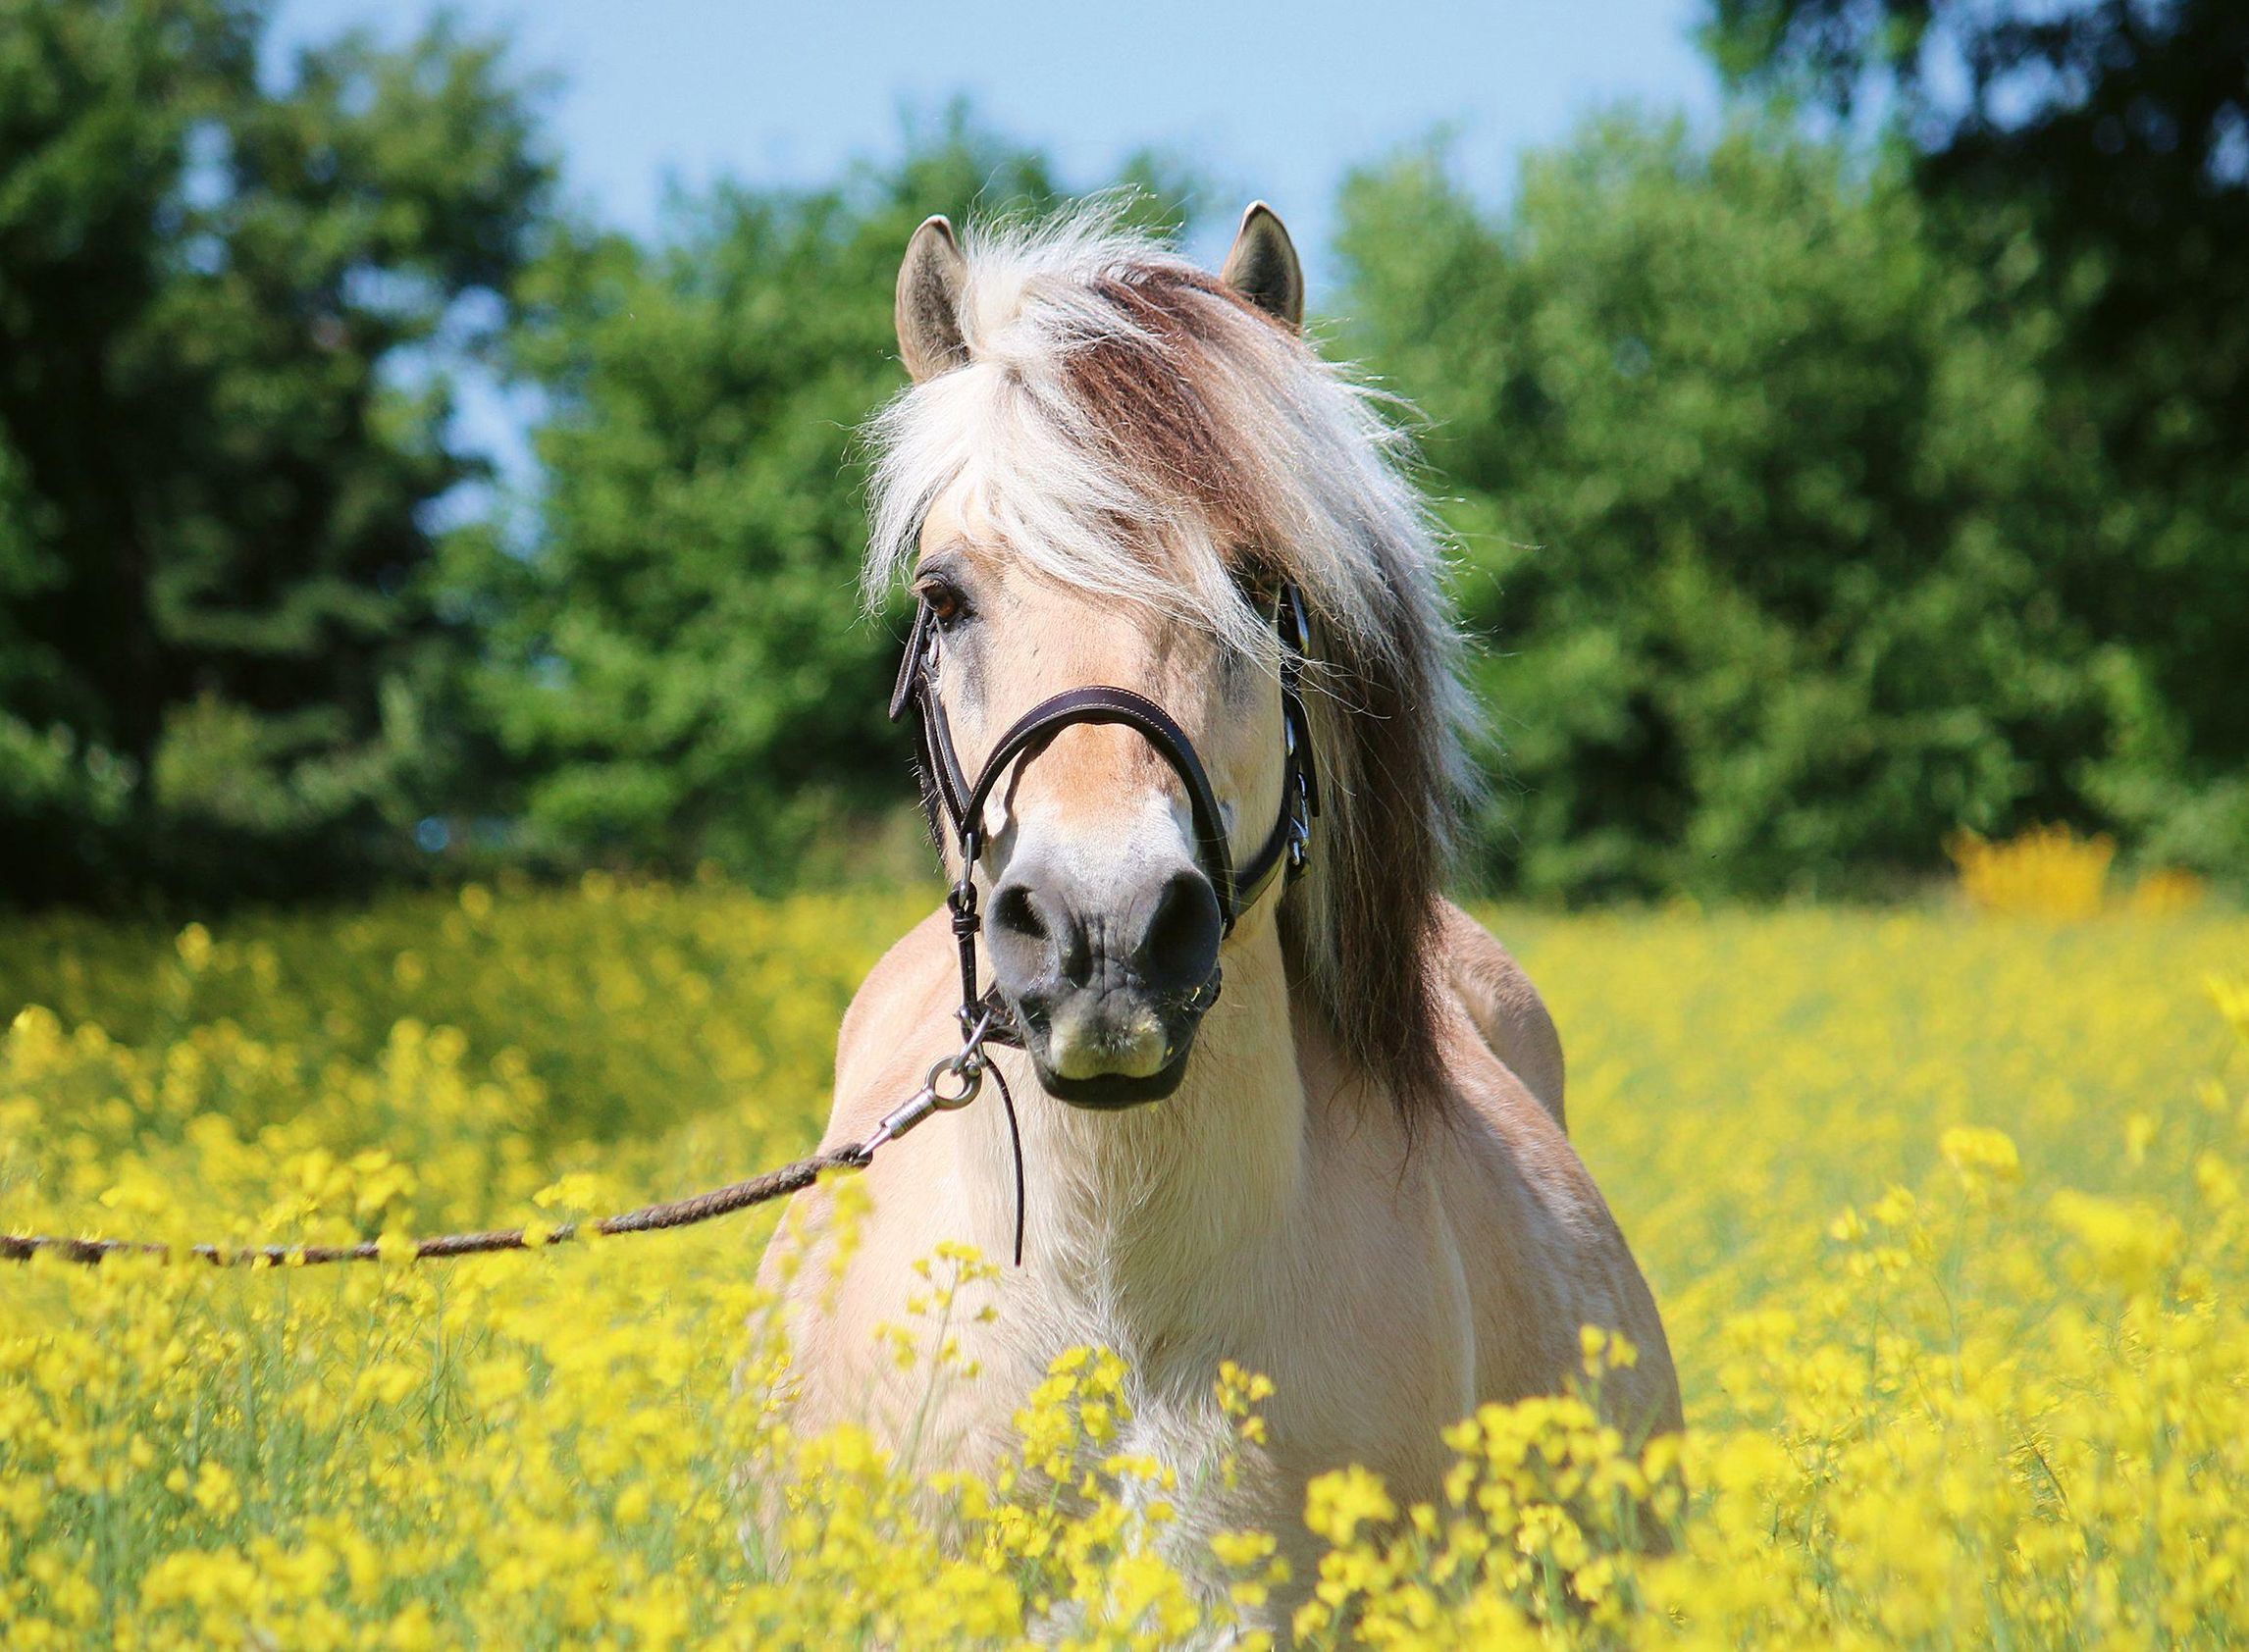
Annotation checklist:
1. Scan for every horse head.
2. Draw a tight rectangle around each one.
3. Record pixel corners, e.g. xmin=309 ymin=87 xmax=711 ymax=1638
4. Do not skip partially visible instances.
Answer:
xmin=868 ymin=201 xmax=1462 ymax=1118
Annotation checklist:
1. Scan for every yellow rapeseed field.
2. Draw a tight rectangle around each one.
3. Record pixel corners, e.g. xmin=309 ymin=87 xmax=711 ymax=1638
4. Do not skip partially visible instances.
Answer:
xmin=3 ymin=874 xmax=2246 ymax=1648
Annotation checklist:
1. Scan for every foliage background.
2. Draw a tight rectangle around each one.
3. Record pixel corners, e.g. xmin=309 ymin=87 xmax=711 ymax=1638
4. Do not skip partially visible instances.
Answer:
xmin=1 ymin=0 xmax=2242 ymax=904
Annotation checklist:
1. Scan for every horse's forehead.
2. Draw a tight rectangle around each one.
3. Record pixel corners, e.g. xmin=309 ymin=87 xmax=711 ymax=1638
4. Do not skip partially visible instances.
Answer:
xmin=986 ymin=568 xmax=1186 ymax=683
xmin=919 ymin=491 xmax=1177 ymax=629
xmin=914 ymin=487 xmax=972 ymax=556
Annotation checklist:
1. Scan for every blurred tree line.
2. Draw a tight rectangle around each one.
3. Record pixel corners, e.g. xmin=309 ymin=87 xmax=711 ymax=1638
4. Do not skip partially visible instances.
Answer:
xmin=1 ymin=0 xmax=2240 ymax=905
xmin=0 ymin=0 xmax=547 ymax=900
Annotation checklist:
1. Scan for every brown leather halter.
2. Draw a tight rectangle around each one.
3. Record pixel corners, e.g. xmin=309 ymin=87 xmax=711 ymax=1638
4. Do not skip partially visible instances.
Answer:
xmin=876 ymin=581 xmax=1323 ymax=1262
xmin=890 ymin=580 xmax=1320 ymax=1029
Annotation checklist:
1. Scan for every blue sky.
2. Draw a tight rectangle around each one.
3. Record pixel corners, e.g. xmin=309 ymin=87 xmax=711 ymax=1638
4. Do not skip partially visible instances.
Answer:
xmin=271 ymin=0 xmax=1722 ymax=295
xmin=266 ymin=1 xmax=1723 ymax=490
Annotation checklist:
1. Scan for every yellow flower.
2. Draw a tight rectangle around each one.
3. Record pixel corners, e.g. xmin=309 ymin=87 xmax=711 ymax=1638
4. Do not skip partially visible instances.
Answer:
xmin=1305 ymin=1465 xmax=1395 ymax=1545
xmin=2048 ymin=1189 xmax=2180 ymax=1295
xmin=176 ymin=923 xmax=215 ymax=972
xmin=8 ymin=884 xmax=2248 ymax=1648
xmin=1940 ymin=1124 xmax=2022 ymax=1196
xmin=191 ymin=1461 xmax=241 ymax=1520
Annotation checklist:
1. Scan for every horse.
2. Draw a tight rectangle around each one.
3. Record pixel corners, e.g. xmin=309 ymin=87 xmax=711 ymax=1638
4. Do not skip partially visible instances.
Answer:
xmin=756 ymin=201 xmax=1680 ymax=1603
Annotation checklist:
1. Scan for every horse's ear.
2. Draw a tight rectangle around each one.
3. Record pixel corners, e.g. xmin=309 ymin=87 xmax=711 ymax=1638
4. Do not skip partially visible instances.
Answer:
xmin=897 ymin=214 xmax=970 ymax=381
xmin=1220 ymin=201 xmax=1304 ymax=332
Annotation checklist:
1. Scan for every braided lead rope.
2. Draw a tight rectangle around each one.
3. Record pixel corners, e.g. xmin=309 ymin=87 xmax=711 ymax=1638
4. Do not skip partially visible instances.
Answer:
xmin=1 ymin=1143 xmax=871 ymax=1268
xmin=4 ymin=1006 xmax=1027 ymax=1271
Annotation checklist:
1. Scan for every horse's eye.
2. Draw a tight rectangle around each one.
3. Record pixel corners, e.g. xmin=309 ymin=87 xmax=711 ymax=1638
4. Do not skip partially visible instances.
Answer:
xmin=915 ymin=573 xmax=970 ymax=628
xmin=1231 ymin=565 xmax=1279 ymax=613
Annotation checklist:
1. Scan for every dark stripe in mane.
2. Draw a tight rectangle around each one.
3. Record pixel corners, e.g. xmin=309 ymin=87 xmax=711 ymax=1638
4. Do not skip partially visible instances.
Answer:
xmin=1062 ymin=269 xmax=1272 ymax=549
xmin=1054 ymin=262 xmax=1456 ymax=1125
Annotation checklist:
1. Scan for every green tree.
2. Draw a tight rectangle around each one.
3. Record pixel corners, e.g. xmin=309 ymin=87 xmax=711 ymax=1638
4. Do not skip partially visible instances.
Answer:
xmin=1340 ymin=115 xmax=2142 ymax=898
xmin=456 ymin=121 xmax=1193 ymax=881
xmin=1705 ymin=0 xmax=2249 ymax=871
xmin=0 ymin=0 xmax=550 ymax=903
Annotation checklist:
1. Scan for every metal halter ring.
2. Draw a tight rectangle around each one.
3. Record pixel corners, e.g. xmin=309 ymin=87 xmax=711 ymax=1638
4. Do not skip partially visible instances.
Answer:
xmin=926 ymin=1054 xmax=984 ymax=1110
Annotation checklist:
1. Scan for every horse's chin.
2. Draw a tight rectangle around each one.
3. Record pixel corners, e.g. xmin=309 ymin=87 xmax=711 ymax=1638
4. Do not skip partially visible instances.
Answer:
xmin=1005 ymin=985 xmax=1208 ymax=1110
xmin=1027 ymin=1045 xmax=1195 ymax=1110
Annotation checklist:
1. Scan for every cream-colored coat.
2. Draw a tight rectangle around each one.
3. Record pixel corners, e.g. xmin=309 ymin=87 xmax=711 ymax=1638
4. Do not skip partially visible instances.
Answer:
xmin=756 ymin=893 xmax=1679 ymax=1583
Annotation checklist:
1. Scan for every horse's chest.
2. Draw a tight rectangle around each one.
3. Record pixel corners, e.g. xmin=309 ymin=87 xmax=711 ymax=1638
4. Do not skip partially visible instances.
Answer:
xmin=983 ymin=1296 xmax=1282 ymax=1498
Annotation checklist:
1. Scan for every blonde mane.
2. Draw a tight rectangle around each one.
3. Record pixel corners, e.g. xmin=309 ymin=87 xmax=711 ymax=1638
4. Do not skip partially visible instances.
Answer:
xmin=863 ymin=207 xmax=1474 ymax=1112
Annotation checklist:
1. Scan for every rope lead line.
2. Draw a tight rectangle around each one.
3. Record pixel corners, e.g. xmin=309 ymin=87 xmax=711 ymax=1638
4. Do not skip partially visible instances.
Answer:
xmin=7 ymin=948 xmax=1019 ymax=1271
xmin=2 ymin=1143 xmax=871 ymax=1269
xmin=6 ymin=933 xmax=1023 ymax=1271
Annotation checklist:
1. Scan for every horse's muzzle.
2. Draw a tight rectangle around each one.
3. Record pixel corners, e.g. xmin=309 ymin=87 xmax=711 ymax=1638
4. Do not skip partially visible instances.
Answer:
xmin=985 ymin=852 xmax=1223 ymax=1108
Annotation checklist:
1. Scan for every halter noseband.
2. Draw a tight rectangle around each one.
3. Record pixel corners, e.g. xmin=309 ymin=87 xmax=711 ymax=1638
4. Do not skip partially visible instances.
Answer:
xmin=889 ymin=581 xmax=1322 ymax=1037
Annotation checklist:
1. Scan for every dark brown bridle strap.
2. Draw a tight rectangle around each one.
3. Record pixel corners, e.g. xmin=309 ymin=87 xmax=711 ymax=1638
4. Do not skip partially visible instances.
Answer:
xmin=891 ymin=584 xmax=1319 ymax=934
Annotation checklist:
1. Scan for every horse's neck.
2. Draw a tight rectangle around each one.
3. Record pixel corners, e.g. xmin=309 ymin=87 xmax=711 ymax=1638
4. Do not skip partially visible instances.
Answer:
xmin=964 ymin=917 xmax=1316 ymax=1355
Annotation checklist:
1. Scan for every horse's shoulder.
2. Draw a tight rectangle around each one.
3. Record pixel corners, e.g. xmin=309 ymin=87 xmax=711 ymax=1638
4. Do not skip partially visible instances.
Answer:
xmin=828 ymin=903 xmax=960 ymax=1144
xmin=1430 ymin=1004 xmax=1591 ymax=1223
xmin=1434 ymin=899 xmax=1566 ymax=1130
xmin=1426 ymin=999 xmax=1684 ymax=1438
xmin=1424 ymin=977 xmax=1632 ymax=1291
xmin=761 ymin=903 xmax=960 ymax=1301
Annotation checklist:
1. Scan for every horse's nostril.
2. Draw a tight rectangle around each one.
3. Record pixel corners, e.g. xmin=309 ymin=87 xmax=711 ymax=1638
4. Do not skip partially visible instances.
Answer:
xmin=1135 ymin=869 xmax=1223 ymax=996
xmin=991 ymin=881 xmax=1049 ymax=947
